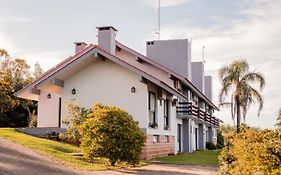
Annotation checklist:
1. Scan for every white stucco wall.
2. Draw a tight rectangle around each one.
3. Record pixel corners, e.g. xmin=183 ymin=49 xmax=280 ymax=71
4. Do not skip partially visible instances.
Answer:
xmin=61 ymin=59 xmax=148 ymax=128
xmin=37 ymin=91 xmax=60 ymax=127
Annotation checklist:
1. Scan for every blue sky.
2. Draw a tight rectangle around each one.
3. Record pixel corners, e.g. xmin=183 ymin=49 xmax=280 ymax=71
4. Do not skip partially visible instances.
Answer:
xmin=0 ymin=0 xmax=280 ymax=128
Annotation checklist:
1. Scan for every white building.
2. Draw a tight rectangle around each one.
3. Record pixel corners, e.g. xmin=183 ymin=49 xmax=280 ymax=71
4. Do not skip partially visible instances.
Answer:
xmin=16 ymin=26 xmax=222 ymax=159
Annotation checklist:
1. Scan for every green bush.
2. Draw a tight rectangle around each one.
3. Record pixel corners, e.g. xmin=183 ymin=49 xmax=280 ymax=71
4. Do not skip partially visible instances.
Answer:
xmin=206 ymin=141 xmax=217 ymax=150
xmin=217 ymin=128 xmax=224 ymax=148
xmin=218 ymin=127 xmax=281 ymax=175
xmin=80 ymin=103 xmax=146 ymax=166
xmin=59 ymin=102 xmax=91 ymax=145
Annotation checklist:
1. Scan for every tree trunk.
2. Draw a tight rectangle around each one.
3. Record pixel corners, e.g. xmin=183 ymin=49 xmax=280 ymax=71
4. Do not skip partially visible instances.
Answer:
xmin=236 ymin=98 xmax=241 ymax=133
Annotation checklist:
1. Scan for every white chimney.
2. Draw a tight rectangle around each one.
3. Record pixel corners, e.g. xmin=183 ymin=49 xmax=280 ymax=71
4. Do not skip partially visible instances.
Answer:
xmin=74 ymin=42 xmax=87 ymax=54
xmin=97 ymin=26 xmax=117 ymax=55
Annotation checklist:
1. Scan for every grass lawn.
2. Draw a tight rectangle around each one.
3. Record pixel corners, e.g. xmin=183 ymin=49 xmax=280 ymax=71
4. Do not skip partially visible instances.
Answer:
xmin=0 ymin=128 xmax=144 ymax=171
xmin=153 ymin=150 xmax=221 ymax=166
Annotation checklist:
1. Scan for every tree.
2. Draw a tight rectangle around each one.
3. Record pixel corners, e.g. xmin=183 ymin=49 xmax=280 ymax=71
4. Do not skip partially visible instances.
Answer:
xmin=0 ymin=48 xmax=41 ymax=127
xmin=80 ymin=103 xmax=145 ymax=166
xmin=276 ymin=108 xmax=281 ymax=128
xmin=0 ymin=49 xmax=9 ymax=57
xmin=33 ymin=62 xmax=44 ymax=80
xmin=218 ymin=60 xmax=265 ymax=133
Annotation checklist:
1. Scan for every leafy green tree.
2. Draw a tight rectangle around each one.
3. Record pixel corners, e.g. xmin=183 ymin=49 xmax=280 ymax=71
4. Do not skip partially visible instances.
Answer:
xmin=0 ymin=48 xmax=42 ymax=127
xmin=276 ymin=108 xmax=281 ymax=128
xmin=80 ymin=103 xmax=145 ymax=166
xmin=218 ymin=60 xmax=265 ymax=132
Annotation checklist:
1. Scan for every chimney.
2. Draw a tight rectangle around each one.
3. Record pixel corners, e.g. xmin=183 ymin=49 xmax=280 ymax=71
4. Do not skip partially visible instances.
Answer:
xmin=146 ymin=39 xmax=192 ymax=80
xmin=74 ymin=42 xmax=87 ymax=54
xmin=191 ymin=62 xmax=205 ymax=92
xmin=204 ymin=75 xmax=213 ymax=101
xmin=97 ymin=26 xmax=117 ymax=55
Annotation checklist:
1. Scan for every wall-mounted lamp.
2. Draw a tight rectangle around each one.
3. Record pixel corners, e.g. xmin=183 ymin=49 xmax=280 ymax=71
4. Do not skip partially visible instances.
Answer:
xmin=72 ymin=88 xmax=76 ymax=95
xmin=131 ymin=86 xmax=136 ymax=93
xmin=47 ymin=93 xmax=51 ymax=99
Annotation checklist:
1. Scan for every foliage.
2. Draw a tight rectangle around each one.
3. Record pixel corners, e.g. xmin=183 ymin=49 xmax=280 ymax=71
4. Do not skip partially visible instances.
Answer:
xmin=206 ymin=142 xmax=217 ymax=150
xmin=218 ymin=60 xmax=265 ymax=132
xmin=218 ymin=126 xmax=281 ymax=175
xmin=33 ymin=62 xmax=44 ymax=79
xmin=276 ymin=108 xmax=281 ymax=128
xmin=0 ymin=128 xmax=141 ymax=171
xmin=59 ymin=102 xmax=91 ymax=145
xmin=154 ymin=150 xmax=221 ymax=166
xmin=0 ymin=48 xmax=43 ymax=127
xmin=217 ymin=129 xmax=224 ymax=149
xmin=28 ymin=110 xmax=37 ymax=128
xmin=80 ymin=103 xmax=146 ymax=166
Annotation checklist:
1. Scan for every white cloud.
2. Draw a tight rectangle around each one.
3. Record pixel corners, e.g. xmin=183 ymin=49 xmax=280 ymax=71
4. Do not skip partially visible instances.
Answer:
xmin=160 ymin=0 xmax=281 ymax=128
xmin=143 ymin=0 xmax=190 ymax=7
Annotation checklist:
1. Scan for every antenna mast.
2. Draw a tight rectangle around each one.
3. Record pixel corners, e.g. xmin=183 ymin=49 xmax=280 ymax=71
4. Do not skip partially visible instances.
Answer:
xmin=155 ymin=0 xmax=161 ymax=40
xmin=202 ymin=45 xmax=205 ymax=63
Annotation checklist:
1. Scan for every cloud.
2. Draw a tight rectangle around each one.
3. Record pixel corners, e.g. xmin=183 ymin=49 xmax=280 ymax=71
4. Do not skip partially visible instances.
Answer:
xmin=143 ymin=0 xmax=190 ymax=7
xmin=160 ymin=0 xmax=281 ymax=128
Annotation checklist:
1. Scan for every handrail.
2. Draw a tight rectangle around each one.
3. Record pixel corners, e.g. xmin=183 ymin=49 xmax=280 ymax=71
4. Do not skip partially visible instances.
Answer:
xmin=176 ymin=102 xmax=221 ymax=127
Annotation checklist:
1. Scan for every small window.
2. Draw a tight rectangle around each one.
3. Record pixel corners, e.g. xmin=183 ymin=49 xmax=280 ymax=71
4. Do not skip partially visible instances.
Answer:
xmin=165 ymin=135 xmax=169 ymax=143
xmin=149 ymin=91 xmax=157 ymax=127
xmin=164 ymin=99 xmax=170 ymax=130
xmin=153 ymin=135 xmax=160 ymax=143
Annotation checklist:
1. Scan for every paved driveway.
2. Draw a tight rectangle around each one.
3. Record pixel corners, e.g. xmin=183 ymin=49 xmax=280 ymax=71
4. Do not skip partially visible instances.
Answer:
xmin=0 ymin=138 xmax=79 ymax=175
xmin=0 ymin=138 xmax=216 ymax=175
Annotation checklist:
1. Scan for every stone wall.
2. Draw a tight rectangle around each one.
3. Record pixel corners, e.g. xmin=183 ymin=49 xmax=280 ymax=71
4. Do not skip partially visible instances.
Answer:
xmin=141 ymin=134 xmax=175 ymax=160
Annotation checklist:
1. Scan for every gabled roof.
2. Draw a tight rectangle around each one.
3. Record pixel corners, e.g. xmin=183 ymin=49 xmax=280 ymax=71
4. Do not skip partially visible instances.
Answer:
xmin=16 ymin=41 xmax=219 ymax=111
xmin=15 ymin=44 xmax=188 ymax=102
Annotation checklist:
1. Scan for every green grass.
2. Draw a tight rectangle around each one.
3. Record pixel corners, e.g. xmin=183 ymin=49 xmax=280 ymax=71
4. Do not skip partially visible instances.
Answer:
xmin=0 ymin=128 xmax=144 ymax=170
xmin=153 ymin=150 xmax=221 ymax=166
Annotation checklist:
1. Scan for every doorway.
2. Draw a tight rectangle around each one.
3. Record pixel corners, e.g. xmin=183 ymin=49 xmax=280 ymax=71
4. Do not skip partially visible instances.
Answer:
xmin=177 ymin=124 xmax=182 ymax=152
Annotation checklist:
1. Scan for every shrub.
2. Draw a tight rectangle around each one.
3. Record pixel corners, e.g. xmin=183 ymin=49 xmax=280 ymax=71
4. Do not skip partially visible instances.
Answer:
xmin=80 ymin=103 xmax=146 ymax=166
xmin=218 ymin=127 xmax=281 ymax=175
xmin=28 ymin=110 xmax=37 ymax=128
xmin=206 ymin=141 xmax=217 ymax=150
xmin=59 ymin=102 xmax=91 ymax=145
xmin=217 ymin=128 xmax=224 ymax=148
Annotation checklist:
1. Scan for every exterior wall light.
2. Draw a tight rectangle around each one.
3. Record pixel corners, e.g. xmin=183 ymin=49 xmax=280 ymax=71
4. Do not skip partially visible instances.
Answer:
xmin=131 ymin=86 xmax=136 ymax=93
xmin=47 ymin=93 xmax=51 ymax=99
xmin=72 ymin=88 xmax=76 ymax=95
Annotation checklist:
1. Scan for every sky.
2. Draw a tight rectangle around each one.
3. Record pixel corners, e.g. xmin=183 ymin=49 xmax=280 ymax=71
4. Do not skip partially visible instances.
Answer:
xmin=0 ymin=0 xmax=280 ymax=128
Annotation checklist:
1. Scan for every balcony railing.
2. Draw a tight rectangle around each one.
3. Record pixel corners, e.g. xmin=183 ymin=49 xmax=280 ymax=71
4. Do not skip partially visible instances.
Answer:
xmin=176 ymin=102 xmax=221 ymax=127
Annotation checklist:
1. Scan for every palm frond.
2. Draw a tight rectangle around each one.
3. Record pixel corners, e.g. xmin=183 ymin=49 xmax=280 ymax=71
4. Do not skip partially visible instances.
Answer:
xmin=218 ymin=65 xmax=230 ymax=80
xmin=249 ymin=86 xmax=264 ymax=116
xmin=242 ymin=72 xmax=265 ymax=90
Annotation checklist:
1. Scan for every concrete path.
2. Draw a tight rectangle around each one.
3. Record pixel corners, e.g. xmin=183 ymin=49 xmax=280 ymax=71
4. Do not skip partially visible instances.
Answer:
xmin=0 ymin=138 xmax=80 ymax=175
xmin=0 ymin=138 xmax=216 ymax=175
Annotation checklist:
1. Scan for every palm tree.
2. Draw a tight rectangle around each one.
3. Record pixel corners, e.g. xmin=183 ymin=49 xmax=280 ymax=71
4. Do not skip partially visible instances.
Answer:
xmin=218 ymin=60 xmax=265 ymax=133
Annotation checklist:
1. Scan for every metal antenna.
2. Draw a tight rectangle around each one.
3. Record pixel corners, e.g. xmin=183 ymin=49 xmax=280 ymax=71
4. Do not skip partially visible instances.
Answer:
xmin=155 ymin=0 xmax=161 ymax=40
xmin=202 ymin=45 xmax=206 ymax=63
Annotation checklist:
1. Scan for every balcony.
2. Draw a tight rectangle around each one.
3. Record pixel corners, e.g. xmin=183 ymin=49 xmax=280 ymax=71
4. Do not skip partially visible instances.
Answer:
xmin=176 ymin=102 xmax=221 ymax=127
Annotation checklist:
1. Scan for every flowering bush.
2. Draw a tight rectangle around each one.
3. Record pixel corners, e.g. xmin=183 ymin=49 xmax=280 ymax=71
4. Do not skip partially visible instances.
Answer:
xmin=218 ymin=126 xmax=281 ymax=175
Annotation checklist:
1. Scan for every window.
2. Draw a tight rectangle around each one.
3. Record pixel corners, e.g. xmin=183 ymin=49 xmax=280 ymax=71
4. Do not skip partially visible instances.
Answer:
xmin=164 ymin=99 xmax=170 ymax=130
xmin=165 ymin=135 xmax=169 ymax=143
xmin=153 ymin=135 xmax=160 ymax=143
xmin=149 ymin=92 xmax=157 ymax=127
